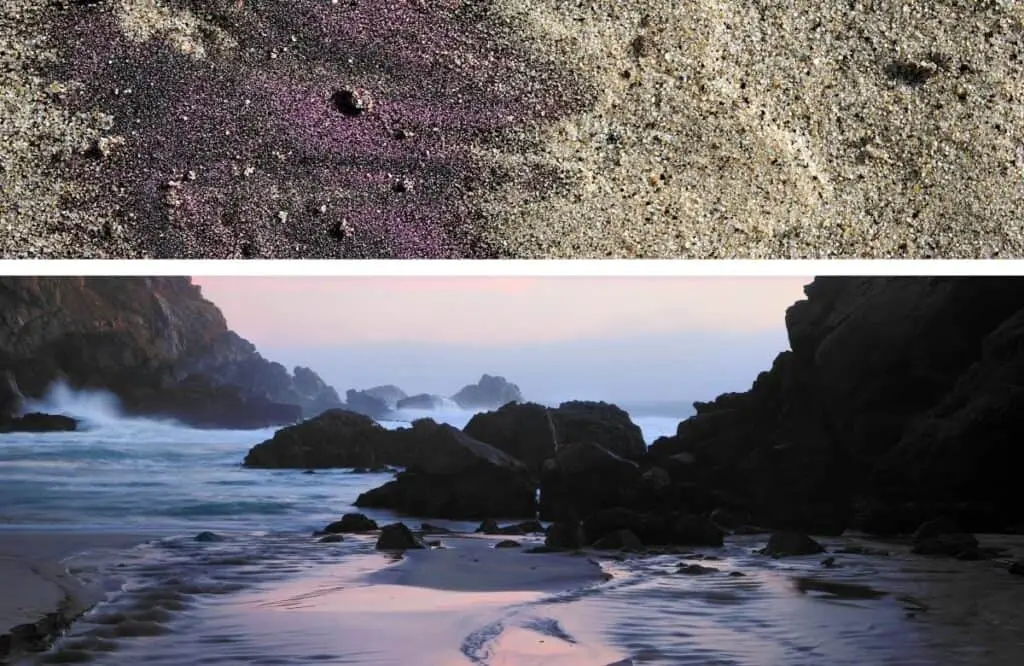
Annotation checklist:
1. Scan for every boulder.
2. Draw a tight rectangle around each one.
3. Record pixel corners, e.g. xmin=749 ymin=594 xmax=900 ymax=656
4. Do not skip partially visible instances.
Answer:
xmin=759 ymin=532 xmax=826 ymax=557
xmin=539 ymin=441 xmax=645 ymax=521
xmin=344 ymin=389 xmax=392 ymax=420
xmin=678 ymin=563 xmax=719 ymax=575
xmin=910 ymin=519 xmax=980 ymax=557
xmin=319 ymin=534 xmax=344 ymax=543
xmin=451 ymin=374 xmax=523 ymax=409
xmin=550 ymin=401 xmax=647 ymax=459
xmin=322 ymin=513 xmax=378 ymax=534
xmin=463 ymin=402 xmax=558 ymax=474
xmin=0 ymin=412 xmax=78 ymax=433
xmin=376 ymin=523 xmax=425 ymax=550
xmin=1010 ymin=561 xmax=1024 ymax=576
xmin=592 ymin=529 xmax=643 ymax=551
xmin=495 ymin=540 xmax=521 ymax=549
xmin=545 ymin=521 xmax=585 ymax=550
xmin=582 ymin=508 xmax=724 ymax=547
xmin=243 ymin=409 xmax=390 ymax=469
xmin=354 ymin=421 xmax=536 ymax=519
xmin=396 ymin=393 xmax=446 ymax=410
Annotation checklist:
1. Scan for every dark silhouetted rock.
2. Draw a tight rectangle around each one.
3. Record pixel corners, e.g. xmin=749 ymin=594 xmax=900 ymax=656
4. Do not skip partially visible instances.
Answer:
xmin=760 ymin=532 xmax=825 ymax=557
xmin=243 ymin=409 xmax=389 ymax=469
xmin=1010 ymin=561 xmax=1024 ymax=576
xmin=647 ymin=278 xmax=1024 ymax=535
xmin=476 ymin=519 xmax=500 ymax=534
xmin=0 ymin=412 xmax=77 ymax=433
xmin=194 ymin=531 xmax=224 ymax=542
xmin=545 ymin=521 xmax=585 ymax=550
xmin=463 ymin=402 xmax=557 ymax=474
xmin=592 ymin=529 xmax=643 ymax=551
xmin=539 ymin=442 xmax=645 ymax=521
xmin=376 ymin=523 xmax=425 ymax=550
xmin=322 ymin=513 xmax=378 ymax=534
xmin=319 ymin=534 xmax=344 ymax=543
xmin=550 ymin=401 xmax=647 ymax=459
xmin=583 ymin=508 xmax=724 ymax=547
xmin=397 ymin=393 xmax=446 ymax=410
xmin=910 ymin=519 xmax=980 ymax=557
xmin=451 ymin=374 xmax=523 ymax=409
xmin=0 ymin=278 xmax=337 ymax=429
xmin=354 ymin=421 xmax=536 ymax=519
xmin=495 ymin=540 xmax=521 ymax=549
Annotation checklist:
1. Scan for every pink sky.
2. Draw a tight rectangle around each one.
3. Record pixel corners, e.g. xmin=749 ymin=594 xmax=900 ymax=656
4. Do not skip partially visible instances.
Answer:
xmin=192 ymin=277 xmax=810 ymax=348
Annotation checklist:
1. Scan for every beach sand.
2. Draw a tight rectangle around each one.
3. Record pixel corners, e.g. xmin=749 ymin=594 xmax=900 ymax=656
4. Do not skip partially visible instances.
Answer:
xmin=0 ymin=531 xmax=155 ymax=661
xmin=3 ymin=1 xmax=1023 ymax=258
xmin=241 ymin=534 xmax=630 ymax=665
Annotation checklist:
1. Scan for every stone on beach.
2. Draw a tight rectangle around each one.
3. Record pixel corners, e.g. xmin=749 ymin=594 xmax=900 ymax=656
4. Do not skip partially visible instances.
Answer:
xmin=759 ymin=532 xmax=826 ymax=558
xmin=376 ymin=523 xmax=425 ymax=551
xmin=322 ymin=513 xmax=378 ymax=534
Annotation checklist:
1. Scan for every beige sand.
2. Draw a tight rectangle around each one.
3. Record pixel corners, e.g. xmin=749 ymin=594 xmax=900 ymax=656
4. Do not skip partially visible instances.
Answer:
xmin=0 ymin=532 xmax=152 ymax=639
xmin=479 ymin=0 xmax=1024 ymax=258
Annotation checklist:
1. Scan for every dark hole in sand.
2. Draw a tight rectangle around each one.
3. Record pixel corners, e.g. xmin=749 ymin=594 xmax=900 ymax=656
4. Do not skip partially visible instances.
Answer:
xmin=793 ymin=577 xmax=887 ymax=600
xmin=330 ymin=89 xmax=369 ymax=116
xmin=884 ymin=61 xmax=938 ymax=86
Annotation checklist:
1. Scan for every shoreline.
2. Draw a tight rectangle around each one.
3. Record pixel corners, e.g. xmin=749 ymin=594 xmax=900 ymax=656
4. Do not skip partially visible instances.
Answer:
xmin=0 ymin=531 xmax=162 ymax=663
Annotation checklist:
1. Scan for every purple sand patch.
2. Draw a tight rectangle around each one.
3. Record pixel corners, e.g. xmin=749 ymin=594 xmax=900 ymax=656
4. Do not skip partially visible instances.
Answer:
xmin=46 ymin=0 xmax=591 ymax=258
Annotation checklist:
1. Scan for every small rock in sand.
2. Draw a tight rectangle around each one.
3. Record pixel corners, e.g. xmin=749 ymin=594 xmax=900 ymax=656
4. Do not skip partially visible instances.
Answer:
xmin=495 ymin=540 xmax=521 ymax=549
xmin=331 ymin=88 xmax=373 ymax=116
xmin=323 ymin=513 xmax=378 ymax=534
xmin=318 ymin=534 xmax=344 ymax=543
xmin=376 ymin=522 xmax=426 ymax=551
xmin=759 ymin=532 xmax=825 ymax=558
xmin=678 ymin=563 xmax=718 ymax=575
xmin=194 ymin=531 xmax=224 ymax=542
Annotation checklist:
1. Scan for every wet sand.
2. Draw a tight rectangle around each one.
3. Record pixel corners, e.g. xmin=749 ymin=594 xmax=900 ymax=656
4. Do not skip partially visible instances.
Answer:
xmin=14 ymin=529 xmax=1024 ymax=665
xmin=4 ymin=1 xmax=1023 ymax=258
xmin=0 ymin=531 xmax=156 ymax=660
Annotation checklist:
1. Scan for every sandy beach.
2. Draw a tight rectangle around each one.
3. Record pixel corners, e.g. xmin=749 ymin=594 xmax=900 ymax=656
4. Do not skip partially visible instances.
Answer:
xmin=0 ymin=531 xmax=156 ymax=662
xmin=3 ymin=1 xmax=1022 ymax=258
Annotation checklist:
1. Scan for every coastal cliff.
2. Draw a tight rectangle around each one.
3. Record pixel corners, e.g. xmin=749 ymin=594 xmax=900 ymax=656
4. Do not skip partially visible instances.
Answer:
xmin=651 ymin=277 xmax=1024 ymax=534
xmin=0 ymin=277 xmax=342 ymax=428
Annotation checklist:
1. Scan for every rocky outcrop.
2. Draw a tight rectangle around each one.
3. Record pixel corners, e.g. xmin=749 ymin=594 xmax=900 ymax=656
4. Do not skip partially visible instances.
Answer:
xmin=243 ymin=409 xmax=391 ymax=468
xmin=0 ymin=412 xmax=78 ymax=433
xmin=451 ymin=374 xmax=523 ymax=409
xmin=396 ymin=393 xmax=447 ymax=410
xmin=550 ymin=401 xmax=647 ymax=459
xmin=344 ymin=389 xmax=392 ymax=420
xmin=362 ymin=385 xmax=408 ymax=408
xmin=650 ymin=277 xmax=1024 ymax=535
xmin=354 ymin=420 xmax=536 ymax=519
xmin=463 ymin=402 xmax=558 ymax=474
xmin=0 ymin=278 xmax=343 ymax=428
xmin=582 ymin=508 xmax=724 ymax=548
xmin=538 ymin=442 xmax=644 ymax=521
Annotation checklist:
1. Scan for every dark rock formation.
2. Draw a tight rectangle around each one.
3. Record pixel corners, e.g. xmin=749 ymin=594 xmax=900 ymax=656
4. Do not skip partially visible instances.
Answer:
xmin=396 ymin=393 xmax=447 ymax=410
xmin=759 ymin=532 xmax=826 ymax=557
xmin=321 ymin=513 xmax=378 ymax=534
xmin=495 ymin=540 xmax=521 ymax=549
xmin=538 ymin=442 xmax=645 ymax=521
xmin=353 ymin=420 xmax=536 ymax=519
xmin=243 ymin=409 xmax=390 ymax=468
xmin=362 ymin=385 xmax=408 ymax=408
xmin=582 ymin=508 xmax=724 ymax=547
xmin=0 ymin=412 xmax=77 ymax=433
xmin=910 ymin=518 xmax=980 ymax=558
xmin=545 ymin=521 xmax=585 ymax=550
xmin=344 ymin=389 xmax=393 ymax=420
xmin=678 ymin=563 xmax=719 ymax=575
xmin=592 ymin=529 xmax=643 ymax=551
xmin=0 ymin=278 xmax=342 ymax=428
xmin=650 ymin=277 xmax=1024 ymax=535
xmin=376 ymin=523 xmax=425 ymax=550
xmin=1010 ymin=561 xmax=1024 ymax=576
xmin=550 ymin=401 xmax=647 ymax=459
xmin=463 ymin=402 xmax=557 ymax=474
xmin=451 ymin=374 xmax=523 ymax=409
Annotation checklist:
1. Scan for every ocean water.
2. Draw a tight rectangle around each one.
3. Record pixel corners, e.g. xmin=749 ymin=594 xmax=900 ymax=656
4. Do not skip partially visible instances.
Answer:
xmin=5 ymin=387 xmax=1022 ymax=665
xmin=0 ymin=385 xmax=680 ymax=534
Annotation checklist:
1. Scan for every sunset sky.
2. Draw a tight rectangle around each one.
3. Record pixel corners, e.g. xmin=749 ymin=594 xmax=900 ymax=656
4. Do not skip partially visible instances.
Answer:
xmin=193 ymin=277 xmax=811 ymax=405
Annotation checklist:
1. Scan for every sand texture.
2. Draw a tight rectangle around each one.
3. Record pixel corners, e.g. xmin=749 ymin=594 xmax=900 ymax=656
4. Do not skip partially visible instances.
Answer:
xmin=2 ymin=0 xmax=1023 ymax=257
xmin=0 ymin=532 xmax=153 ymax=661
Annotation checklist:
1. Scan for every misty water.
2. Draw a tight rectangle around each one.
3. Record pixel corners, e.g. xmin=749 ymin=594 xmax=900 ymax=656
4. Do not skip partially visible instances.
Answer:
xmin=2 ymin=387 xmax=1023 ymax=665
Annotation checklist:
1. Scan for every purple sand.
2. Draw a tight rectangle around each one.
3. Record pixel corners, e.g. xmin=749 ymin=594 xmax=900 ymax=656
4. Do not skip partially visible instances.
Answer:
xmin=48 ymin=0 xmax=591 ymax=258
